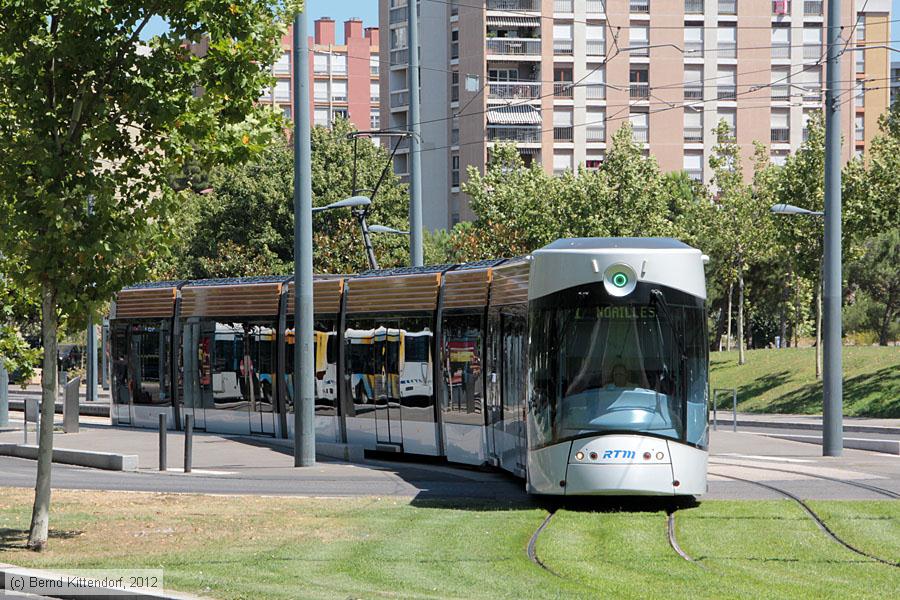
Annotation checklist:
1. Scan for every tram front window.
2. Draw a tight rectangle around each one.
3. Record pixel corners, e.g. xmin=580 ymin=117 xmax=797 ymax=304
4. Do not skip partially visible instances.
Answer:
xmin=529 ymin=284 xmax=707 ymax=447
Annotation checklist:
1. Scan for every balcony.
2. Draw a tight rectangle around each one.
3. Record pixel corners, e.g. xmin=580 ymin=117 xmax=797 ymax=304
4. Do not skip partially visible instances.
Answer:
xmin=585 ymin=84 xmax=606 ymax=99
xmin=686 ymin=169 xmax=703 ymax=182
xmin=586 ymin=0 xmax=606 ymax=14
xmin=631 ymin=44 xmax=649 ymax=57
xmin=586 ymin=40 xmax=606 ymax=56
xmin=685 ymin=0 xmax=704 ymax=13
xmin=554 ymin=82 xmax=574 ymax=98
xmin=718 ymin=0 xmax=737 ymax=15
xmin=771 ymin=84 xmax=790 ymax=100
xmin=632 ymin=126 xmax=649 ymax=143
xmin=554 ymin=39 xmax=574 ymax=55
xmin=630 ymin=0 xmax=649 ymax=13
xmin=554 ymin=0 xmax=574 ymax=12
xmin=772 ymin=0 xmax=790 ymax=15
xmin=718 ymin=41 xmax=736 ymax=59
xmin=488 ymin=126 xmax=541 ymax=143
xmin=390 ymin=7 xmax=405 ymax=25
xmin=771 ymin=128 xmax=791 ymax=143
xmin=486 ymin=38 xmax=542 ymax=57
xmin=488 ymin=81 xmax=542 ymax=100
xmin=390 ymin=89 xmax=409 ymax=108
xmin=684 ymin=86 xmax=703 ymax=100
xmin=803 ymin=44 xmax=821 ymax=61
xmin=717 ymin=85 xmax=736 ymax=100
xmin=487 ymin=0 xmax=540 ymax=9
xmin=554 ymin=126 xmax=574 ymax=141
xmin=804 ymin=0 xmax=823 ymax=15
xmin=630 ymin=82 xmax=649 ymax=100
xmin=586 ymin=125 xmax=606 ymax=142
xmin=684 ymin=127 xmax=703 ymax=142
xmin=802 ymin=86 xmax=822 ymax=102
xmin=771 ymin=43 xmax=790 ymax=59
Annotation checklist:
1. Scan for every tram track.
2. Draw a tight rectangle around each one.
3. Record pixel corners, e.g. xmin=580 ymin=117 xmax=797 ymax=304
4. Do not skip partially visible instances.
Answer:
xmin=710 ymin=460 xmax=900 ymax=499
xmin=526 ymin=510 xmax=559 ymax=576
xmin=666 ymin=507 xmax=705 ymax=568
xmin=713 ymin=472 xmax=900 ymax=568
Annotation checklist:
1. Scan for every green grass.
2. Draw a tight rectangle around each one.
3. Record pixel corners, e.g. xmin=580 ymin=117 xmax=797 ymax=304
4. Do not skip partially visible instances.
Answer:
xmin=709 ymin=346 xmax=900 ymax=417
xmin=1 ymin=490 xmax=898 ymax=599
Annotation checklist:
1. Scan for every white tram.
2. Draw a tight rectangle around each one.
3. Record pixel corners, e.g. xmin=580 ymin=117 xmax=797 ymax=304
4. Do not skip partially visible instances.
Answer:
xmin=109 ymin=238 xmax=709 ymax=496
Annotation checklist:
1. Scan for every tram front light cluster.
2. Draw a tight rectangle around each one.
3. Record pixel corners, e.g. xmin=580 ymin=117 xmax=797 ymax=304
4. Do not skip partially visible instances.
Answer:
xmin=603 ymin=263 xmax=638 ymax=297
xmin=575 ymin=451 xmax=585 ymax=461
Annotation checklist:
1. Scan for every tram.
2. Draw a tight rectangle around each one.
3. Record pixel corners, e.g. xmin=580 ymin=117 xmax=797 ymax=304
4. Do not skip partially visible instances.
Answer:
xmin=110 ymin=238 xmax=709 ymax=496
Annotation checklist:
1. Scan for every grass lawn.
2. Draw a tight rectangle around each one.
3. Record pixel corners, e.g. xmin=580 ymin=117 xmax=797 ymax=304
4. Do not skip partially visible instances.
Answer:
xmin=709 ymin=346 xmax=900 ymax=417
xmin=1 ymin=489 xmax=898 ymax=599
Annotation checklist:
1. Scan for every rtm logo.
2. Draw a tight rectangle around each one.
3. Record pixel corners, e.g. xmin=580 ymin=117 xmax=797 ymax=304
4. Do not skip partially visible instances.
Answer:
xmin=602 ymin=450 xmax=636 ymax=459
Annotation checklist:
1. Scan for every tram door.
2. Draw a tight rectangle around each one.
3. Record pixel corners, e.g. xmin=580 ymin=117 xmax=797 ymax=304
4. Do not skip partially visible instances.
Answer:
xmin=501 ymin=312 xmax=527 ymax=475
xmin=111 ymin=326 xmax=132 ymax=425
xmin=247 ymin=328 xmax=276 ymax=436
xmin=373 ymin=324 xmax=403 ymax=447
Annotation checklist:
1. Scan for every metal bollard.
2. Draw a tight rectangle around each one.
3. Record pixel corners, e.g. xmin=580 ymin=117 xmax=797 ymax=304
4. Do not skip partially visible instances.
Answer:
xmin=159 ymin=414 xmax=167 ymax=472
xmin=712 ymin=396 xmax=717 ymax=432
xmin=732 ymin=389 xmax=738 ymax=432
xmin=183 ymin=414 xmax=193 ymax=473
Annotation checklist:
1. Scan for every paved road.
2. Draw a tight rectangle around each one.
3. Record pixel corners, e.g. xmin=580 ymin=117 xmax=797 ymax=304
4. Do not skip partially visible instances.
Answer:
xmin=2 ymin=423 xmax=899 ymax=501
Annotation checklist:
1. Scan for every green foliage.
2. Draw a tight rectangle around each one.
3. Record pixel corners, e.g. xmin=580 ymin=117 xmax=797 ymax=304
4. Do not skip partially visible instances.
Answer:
xmin=0 ymin=0 xmax=295 ymax=325
xmin=157 ymin=119 xmax=410 ymax=278
xmin=846 ymin=230 xmax=900 ymax=345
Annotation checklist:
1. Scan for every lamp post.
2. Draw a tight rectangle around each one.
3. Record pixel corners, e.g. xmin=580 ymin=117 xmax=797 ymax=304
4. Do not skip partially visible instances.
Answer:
xmin=771 ymin=203 xmax=840 ymax=457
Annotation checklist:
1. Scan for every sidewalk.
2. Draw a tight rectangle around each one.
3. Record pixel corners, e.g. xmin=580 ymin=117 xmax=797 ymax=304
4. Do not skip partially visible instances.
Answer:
xmin=710 ymin=411 xmax=900 ymax=434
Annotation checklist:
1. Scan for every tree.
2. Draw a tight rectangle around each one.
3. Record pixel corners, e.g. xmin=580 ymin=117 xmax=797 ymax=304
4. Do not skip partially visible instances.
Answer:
xmin=0 ymin=0 xmax=294 ymax=550
xmin=846 ymin=231 xmax=900 ymax=345
xmin=157 ymin=119 xmax=410 ymax=278
xmin=706 ymin=121 xmax=775 ymax=364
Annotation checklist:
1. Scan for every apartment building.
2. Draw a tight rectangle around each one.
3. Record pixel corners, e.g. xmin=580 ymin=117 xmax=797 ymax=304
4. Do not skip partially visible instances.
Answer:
xmin=257 ymin=18 xmax=380 ymax=132
xmin=380 ymin=0 xmax=892 ymax=228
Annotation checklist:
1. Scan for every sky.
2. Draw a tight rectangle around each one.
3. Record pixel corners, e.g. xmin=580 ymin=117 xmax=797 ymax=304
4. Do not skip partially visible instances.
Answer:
xmin=143 ymin=1 xmax=897 ymax=59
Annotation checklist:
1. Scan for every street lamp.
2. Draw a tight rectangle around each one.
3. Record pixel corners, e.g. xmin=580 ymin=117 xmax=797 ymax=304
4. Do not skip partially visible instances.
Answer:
xmin=314 ymin=196 xmax=407 ymax=270
xmin=771 ymin=202 xmax=840 ymax=457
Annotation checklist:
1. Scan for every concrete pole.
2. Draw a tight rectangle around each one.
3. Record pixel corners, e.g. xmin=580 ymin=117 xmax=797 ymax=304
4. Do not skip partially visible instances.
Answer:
xmin=0 ymin=362 xmax=8 ymax=428
xmin=822 ymin=0 xmax=843 ymax=456
xmin=293 ymin=9 xmax=316 ymax=467
xmin=407 ymin=0 xmax=424 ymax=266
xmin=101 ymin=318 xmax=109 ymax=390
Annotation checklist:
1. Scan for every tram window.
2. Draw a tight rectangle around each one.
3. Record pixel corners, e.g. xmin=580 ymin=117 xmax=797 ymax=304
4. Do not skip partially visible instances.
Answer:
xmin=201 ymin=321 xmax=277 ymax=413
xmin=441 ymin=313 xmax=484 ymax=425
xmin=111 ymin=325 xmax=130 ymax=405
xmin=396 ymin=316 xmax=435 ymax=421
xmin=683 ymin=306 xmax=709 ymax=446
xmin=113 ymin=320 xmax=171 ymax=406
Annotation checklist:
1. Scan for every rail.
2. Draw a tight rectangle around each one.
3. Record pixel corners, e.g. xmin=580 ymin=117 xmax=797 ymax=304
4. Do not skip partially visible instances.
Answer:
xmin=488 ymin=81 xmax=542 ymax=100
xmin=486 ymin=38 xmax=542 ymax=56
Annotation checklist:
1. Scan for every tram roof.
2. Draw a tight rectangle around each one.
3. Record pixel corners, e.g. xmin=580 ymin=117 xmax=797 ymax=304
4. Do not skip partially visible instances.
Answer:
xmin=122 ymin=280 xmax=185 ymax=290
xmin=539 ymin=237 xmax=695 ymax=251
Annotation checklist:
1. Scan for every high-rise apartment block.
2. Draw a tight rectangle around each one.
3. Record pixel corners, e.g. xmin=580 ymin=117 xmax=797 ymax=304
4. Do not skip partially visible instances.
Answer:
xmin=257 ymin=18 xmax=380 ymax=131
xmin=380 ymin=0 xmax=892 ymax=229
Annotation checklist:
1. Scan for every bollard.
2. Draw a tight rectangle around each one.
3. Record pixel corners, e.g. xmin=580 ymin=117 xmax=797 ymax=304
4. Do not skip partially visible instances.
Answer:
xmin=184 ymin=414 xmax=193 ymax=473
xmin=159 ymin=414 xmax=167 ymax=471
xmin=712 ymin=395 xmax=717 ymax=432
xmin=732 ymin=389 xmax=738 ymax=433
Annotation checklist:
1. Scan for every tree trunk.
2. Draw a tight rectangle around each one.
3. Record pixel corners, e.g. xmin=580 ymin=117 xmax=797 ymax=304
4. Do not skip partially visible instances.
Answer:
xmin=879 ymin=289 xmax=895 ymax=346
xmin=815 ymin=280 xmax=822 ymax=380
xmin=27 ymin=281 xmax=57 ymax=551
xmin=738 ymin=274 xmax=746 ymax=365
xmin=726 ymin=282 xmax=733 ymax=352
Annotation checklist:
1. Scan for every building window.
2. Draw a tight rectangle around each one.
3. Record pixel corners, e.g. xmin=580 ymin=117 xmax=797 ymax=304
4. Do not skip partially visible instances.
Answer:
xmin=553 ymin=152 xmax=573 ymax=175
xmin=274 ymin=52 xmax=290 ymax=74
xmin=371 ymin=109 xmax=380 ymax=130
xmin=314 ymin=52 xmax=328 ymax=74
xmin=371 ymin=83 xmax=380 ymax=102
xmin=451 ymin=71 xmax=459 ymax=103
xmin=553 ymin=109 xmax=574 ymax=141
xmin=684 ymin=152 xmax=703 ymax=181
xmin=451 ymin=154 xmax=460 ymax=188
xmin=717 ymin=66 xmax=737 ymax=100
xmin=629 ymin=111 xmax=649 ymax=142
xmin=684 ymin=65 xmax=703 ymax=100
xmin=770 ymin=151 xmax=788 ymax=166
xmin=391 ymin=26 xmax=407 ymax=50
xmin=718 ymin=25 xmax=736 ymax=59
xmin=314 ymin=81 xmax=328 ymax=102
xmin=450 ymin=29 xmax=459 ymax=60
xmin=585 ymin=65 xmax=605 ymax=99
xmin=857 ymin=15 xmax=866 ymax=41
xmin=684 ymin=109 xmax=703 ymax=142
xmin=332 ymin=54 xmax=347 ymax=75
xmin=332 ymin=81 xmax=347 ymax=102
xmin=273 ymin=79 xmax=290 ymax=102
xmin=630 ymin=24 xmax=649 ymax=56
xmin=684 ymin=26 xmax=703 ymax=56
xmin=855 ymin=115 xmax=864 ymax=141
xmin=586 ymin=108 xmax=605 ymax=142
xmin=803 ymin=26 xmax=822 ymax=62
xmin=554 ymin=66 xmax=573 ymax=98
xmin=856 ymin=50 xmax=865 ymax=73
xmin=771 ymin=108 xmax=790 ymax=143
xmin=629 ymin=66 xmax=649 ymax=99
xmin=586 ymin=25 xmax=605 ymax=56
xmin=717 ymin=107 xmax=737 ymax=137
xmin=332 ymin=108 xmax=348 ymax=122
xmin=370 ymin=55 xmax=380 ymax=76
xmin=282 ymin=106 xmax=291 ymax=120
xmin=314 ymin=108 xmax=329 ymax=127
xmin=771 ymin=67 xmax=791 ymax=100
xmin=553 ymin=24 xmax=574 ymax=55
xmin=772 ymin=25 xmax=790 ymax=59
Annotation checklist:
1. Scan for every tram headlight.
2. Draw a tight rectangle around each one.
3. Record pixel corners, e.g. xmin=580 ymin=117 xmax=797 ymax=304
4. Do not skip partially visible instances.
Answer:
xmin=612 ymin=272 xmax=629 ymax=288
xmin=603 ymin=263 xmax=637 ymax=297
xmin=575 ymin=451 xmax=584 ymax=461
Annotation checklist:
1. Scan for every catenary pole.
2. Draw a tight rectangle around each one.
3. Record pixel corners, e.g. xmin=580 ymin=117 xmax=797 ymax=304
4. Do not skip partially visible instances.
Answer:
xmin=822 ymin=0 xmax=843 ymax=456
xmin=408 ymin=0 xmax=424 ymax=266
xmin=293 ymin=8 xmax=315 ymax=467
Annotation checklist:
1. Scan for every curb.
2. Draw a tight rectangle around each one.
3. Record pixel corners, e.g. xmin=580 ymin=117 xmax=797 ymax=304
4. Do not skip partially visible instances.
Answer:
xmin=0 ymin=444 xmax=139 ymax=471
xmin=0 ymin=563 xmax=204 ymax=599
xmin=749 ymin=432 xmax=900 ymax=455
xmin=710 ymin=414 xmax=900 ymax=435
xmin=8 ymin=399 xmax=110 ymax=418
